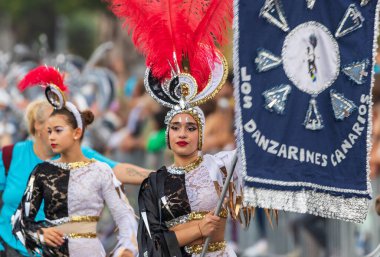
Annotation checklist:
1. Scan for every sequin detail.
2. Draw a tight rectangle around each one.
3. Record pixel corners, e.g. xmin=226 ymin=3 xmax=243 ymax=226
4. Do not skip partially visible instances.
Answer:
xmin=165 ymin=210 xmax=228 ymax=228
xmin=47 ymin=216 xmax=100 ymax=225
xmin=304 ymin=97 xmax=324 ymax=130
xmin=244 ymin=186 xmax=369 ymax=223
xmin=335 ymin=4 xmax=365 ymax=38
xmin=330 ymin=90 xmax=357 ymax=120
xmin=46 ymin=159 xmax=96 ymax=170
xmin=360 ymin=0 xmax=371 ymax=6
xmin=306 ymin=0 xmax=316 ymax=9
xmin=342 ymin=59 xmax=369 ymax=85
xmin=259 ymin=0 xmax=289 ymax=32
xmin=65 ymin=232 xmax=97 ymax=239
xmin=184 ymin=241 xmax=227 ymax=254
xmin=255 ymin=49 xmax=282 ymax=72
xmin=262 ymin=84 xmax=291 ymax=114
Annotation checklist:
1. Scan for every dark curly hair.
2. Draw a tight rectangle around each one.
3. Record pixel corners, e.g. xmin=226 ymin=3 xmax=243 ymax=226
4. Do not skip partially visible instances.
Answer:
xmin=50 ymin=107 xmax=94 ymax=140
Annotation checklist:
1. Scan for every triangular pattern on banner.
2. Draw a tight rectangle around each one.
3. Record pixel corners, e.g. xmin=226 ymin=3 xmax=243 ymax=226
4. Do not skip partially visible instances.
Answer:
xmin=307 ymin=0 xmax=316 ymax=9
xmin=255 ymin=49 xmax=282 ymax=72
xmin=262 ymin=84 xmax=292 ymax=114
xmin=330 ymin=90 xmax=357 ymax=120
xmin=360 ymin=0 xmax=371 ymax=6
xmin=342 ymin=59 xmax=369 ymax=85
xmin=304 ymin=98 xmax=324 ymax=130
xmin=335 ymin=4 xmax=365 ymax=38
xmin=260 ymin=0 xmax=289 ymax=32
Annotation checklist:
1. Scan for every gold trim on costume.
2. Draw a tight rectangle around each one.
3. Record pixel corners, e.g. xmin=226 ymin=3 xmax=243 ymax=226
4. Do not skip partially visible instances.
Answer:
xmin=190 ymin=53 xmax=229 ymax=106
xmin=47 ymin=215 xmax=100 ymax=226
xmin=166 ymin=209 xmax=228 ymax=228
xmin=185 ymin=240 xmax=226 ymax=254
xmin=70 ymin=216 xmax=100 ymax=222
xmin=66 ymin=232 xmax=97 ymax=239
xmin=188 ymin=209 xmax=228 ymax=220
xmin=68 ymin=159 xmax=96 ymax=169
xmin=47 ymin=159 xmax=96 ymax=170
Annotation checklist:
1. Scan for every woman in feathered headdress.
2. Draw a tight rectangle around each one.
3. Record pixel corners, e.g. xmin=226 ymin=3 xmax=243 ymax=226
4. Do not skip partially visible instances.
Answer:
xmin=106 ymin=1 xmax=253 ymax=256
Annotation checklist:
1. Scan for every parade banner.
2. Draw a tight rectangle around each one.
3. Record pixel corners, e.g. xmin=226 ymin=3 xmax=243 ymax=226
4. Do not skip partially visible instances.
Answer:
xmin=233 ymin=0 xmax=379 ymax=223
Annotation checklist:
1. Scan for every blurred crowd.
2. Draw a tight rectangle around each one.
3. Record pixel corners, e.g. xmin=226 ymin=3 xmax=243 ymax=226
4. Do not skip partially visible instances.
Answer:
xmin=0 ymin=42 xmax=237 ymax=169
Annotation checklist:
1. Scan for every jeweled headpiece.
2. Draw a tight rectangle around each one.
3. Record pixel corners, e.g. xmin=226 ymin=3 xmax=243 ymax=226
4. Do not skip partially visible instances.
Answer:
xmin=107 ymin=0 xmax=232 ymax=150
xmin=18 ymin=66 xmax=83 ymax=129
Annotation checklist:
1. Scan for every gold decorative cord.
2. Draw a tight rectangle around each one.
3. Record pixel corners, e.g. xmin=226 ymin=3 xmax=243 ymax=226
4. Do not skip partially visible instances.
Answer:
xmin=185 ymin=241 xmax=226 ymax=254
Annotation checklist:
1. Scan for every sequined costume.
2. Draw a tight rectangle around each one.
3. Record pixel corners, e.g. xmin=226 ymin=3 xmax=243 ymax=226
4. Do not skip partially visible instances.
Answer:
xmin=12 ymin=160 xmax=138 ymax=257
xmin=105 ymin=0 xmax=237 ymax=256
xmin=0 ymin=139 xmax=118 ymax=256
xmin=138 ymin=150 xmax=242 ymax=257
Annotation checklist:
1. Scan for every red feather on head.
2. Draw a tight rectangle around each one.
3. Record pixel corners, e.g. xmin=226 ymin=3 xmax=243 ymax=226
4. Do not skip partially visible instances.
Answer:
xmin=106 ymin=0 xmax=232 ymax=92
xmin=18 ymin=66 xmax=68 ymax=92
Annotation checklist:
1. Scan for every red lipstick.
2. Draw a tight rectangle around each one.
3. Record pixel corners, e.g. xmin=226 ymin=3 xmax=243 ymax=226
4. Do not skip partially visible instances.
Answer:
xmin=51 ymin=144 xmax=57 ymax=148
xmin=176 ymin=141 xmax=189 ymax=147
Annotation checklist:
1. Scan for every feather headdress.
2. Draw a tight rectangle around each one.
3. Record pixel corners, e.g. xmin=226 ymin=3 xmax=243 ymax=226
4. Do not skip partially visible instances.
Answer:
xmin=18 ymin=65 xmax=84 ymax=128
xmin=18 ymin=66 xmax=68 ymax=92
xmin=106 ymin=0 xmax=232 ymax=97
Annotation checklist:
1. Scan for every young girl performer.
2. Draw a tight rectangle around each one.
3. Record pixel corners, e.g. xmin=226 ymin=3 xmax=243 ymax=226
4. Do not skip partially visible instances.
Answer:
xmin=12 ymin=67 xmax=138 ymax=257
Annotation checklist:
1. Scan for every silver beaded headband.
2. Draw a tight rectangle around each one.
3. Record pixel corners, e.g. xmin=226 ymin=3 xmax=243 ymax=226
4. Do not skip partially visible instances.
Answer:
xmin=164 ymin=102 xmax=205 ymax=150
xmin=45 ymin=85 xmax=83 ymax=129
xmin=65 ymin=101 xmax=83 ymax=130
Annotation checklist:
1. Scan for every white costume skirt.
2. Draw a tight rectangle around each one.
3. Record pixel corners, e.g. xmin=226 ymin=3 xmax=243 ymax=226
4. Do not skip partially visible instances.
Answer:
xmin=68 ymin=238 xmax=106 ymax=257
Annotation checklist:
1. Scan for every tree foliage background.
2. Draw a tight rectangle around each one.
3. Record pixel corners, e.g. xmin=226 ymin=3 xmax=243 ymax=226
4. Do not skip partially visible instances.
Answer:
xmin=0 ymin=0 xmax=110 ymax=58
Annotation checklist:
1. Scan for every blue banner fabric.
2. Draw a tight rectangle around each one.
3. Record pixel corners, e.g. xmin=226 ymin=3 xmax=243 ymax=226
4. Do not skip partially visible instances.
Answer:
xmin=233 ymin=0 xmax=379 ymax=223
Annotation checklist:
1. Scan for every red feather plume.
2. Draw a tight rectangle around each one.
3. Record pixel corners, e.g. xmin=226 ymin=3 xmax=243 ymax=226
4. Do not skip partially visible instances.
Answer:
xmin=106 ymin=0 xmax=232 ymax=92
xmin=18 ymin=66 xmax=68 ymax=92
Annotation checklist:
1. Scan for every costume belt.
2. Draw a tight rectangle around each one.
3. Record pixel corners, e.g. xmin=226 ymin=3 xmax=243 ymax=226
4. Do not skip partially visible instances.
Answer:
xmin=165 ymin=210 xmax=228 ymax=228
xmin=47 ymin=216 xmax=99 ymax=239
xmin=185 ymin=240 xmax=227 ymax=254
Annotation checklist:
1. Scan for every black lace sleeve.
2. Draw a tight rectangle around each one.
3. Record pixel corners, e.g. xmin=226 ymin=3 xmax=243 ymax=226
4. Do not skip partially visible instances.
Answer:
xmin=137 ymin=169 xmax=183 ymax=257
xmin=12 ymin=164 xmax=46 ymax=255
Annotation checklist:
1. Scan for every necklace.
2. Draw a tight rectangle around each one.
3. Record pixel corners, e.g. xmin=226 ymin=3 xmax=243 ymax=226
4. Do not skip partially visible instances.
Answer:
xmin=48 ymin=159 xmax=96 ymax=170
xmin=168 ymin=156 xmax=203 ymax=175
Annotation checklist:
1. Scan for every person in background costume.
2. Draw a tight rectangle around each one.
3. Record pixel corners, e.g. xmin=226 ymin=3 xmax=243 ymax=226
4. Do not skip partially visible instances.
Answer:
xmin=11 ymin=67 xmax=138 ymax=257
xmin=106 ymin=0 xmax=259 ymax=256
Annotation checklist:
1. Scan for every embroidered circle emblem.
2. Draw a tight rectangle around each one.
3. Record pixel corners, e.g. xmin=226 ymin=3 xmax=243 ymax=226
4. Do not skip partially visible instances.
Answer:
xmin=282 ymin=21 xmax=340 ymax=95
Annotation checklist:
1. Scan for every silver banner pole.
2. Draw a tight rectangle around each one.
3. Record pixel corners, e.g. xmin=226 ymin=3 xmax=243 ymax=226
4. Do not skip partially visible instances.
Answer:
xmin=200 ymin=153 xmax=238 ymax=257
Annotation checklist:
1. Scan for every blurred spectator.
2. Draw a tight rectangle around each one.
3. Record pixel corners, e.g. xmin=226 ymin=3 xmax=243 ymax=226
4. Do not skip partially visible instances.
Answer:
xmin=146 ymin=107 xmax=168 ymax=154
xmin=375 ymin=48 xmax=380 ymax=74
xmin=371 ymin=74 xmax=380 ymax=179
xmin=372 ymin=74 xmax=380 ymax=218
xmin=108 ymin=78 xmax=160 ymax=166
xmin=145 ymin=107 xmax=171 ymax=169
xmin=241 ymin=209 xmax=268 ymax=257
xmin=203 ymin=73 xmax=236 ymax=153
xmin=287 ymin=214 xmax=328 ymax=257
